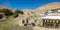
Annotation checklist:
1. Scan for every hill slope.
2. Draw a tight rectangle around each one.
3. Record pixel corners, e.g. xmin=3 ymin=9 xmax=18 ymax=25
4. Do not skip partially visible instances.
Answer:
xmin=34 ymin=2 xmax=60 ymax=12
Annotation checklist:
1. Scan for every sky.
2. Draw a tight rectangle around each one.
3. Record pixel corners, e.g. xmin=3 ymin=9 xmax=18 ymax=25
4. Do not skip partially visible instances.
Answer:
xmin=0 ymin=0 xmax=60 ymax=10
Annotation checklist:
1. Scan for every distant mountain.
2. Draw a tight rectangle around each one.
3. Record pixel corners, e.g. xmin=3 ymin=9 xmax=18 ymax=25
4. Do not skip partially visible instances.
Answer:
xmin=0 ymin=5 xmax=15 ymax=12
xmin=0 ymin=6 xmax=7 ymax=8
xmin=22 ymin=9 xmax=33 ymax=12
xmin=34 ymin=2 xmax=60 ymax=12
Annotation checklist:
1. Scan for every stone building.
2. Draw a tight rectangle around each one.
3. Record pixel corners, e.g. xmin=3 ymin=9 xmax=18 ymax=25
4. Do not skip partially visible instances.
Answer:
xmin=42 ymin=16 xmax=60 ymax=28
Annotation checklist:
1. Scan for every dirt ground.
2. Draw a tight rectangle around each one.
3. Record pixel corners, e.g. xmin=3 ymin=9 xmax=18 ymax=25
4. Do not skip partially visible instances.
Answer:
xmin=33 ymin=26 xmax=60 ymax=30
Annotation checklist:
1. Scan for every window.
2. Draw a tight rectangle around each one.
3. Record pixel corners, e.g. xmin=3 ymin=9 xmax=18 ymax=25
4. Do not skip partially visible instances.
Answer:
xmin=53 ymin=20 xmax=55 ymax=23
xmin=45 ymin=20 xmax=46 ymax=22
xmin=56 ymin=20 xmax=58 ymax=23
xmin=50 ymin=20 xmax=52 ymax=23
xmin=47 ymin=20 xmax=49 ymax=22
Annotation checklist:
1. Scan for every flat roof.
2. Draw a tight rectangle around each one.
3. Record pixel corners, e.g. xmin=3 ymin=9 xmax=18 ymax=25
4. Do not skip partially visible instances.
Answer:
xmin=41 ymin=16 xmax=60 ymax=19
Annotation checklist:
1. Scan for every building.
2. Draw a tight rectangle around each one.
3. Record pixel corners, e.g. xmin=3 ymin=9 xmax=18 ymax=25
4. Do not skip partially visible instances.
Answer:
xmin=42 ymin=16 xmax=60 ymax=28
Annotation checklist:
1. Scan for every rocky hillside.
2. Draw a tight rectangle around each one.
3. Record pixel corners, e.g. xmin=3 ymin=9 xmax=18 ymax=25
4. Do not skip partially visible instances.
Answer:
xmin=34 ymin=2 xmax=60 ymax=12
xmin=0 ymin=2 xmax=60 ymax=30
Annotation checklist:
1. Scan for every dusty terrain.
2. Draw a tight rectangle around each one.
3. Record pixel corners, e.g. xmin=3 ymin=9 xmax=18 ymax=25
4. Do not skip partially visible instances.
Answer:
xmin=33 ymin=26 xmax=60 ymax=30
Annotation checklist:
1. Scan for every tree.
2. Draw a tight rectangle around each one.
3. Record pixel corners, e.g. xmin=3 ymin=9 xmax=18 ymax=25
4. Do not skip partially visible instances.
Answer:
xmin=2 ymin=9 xmax=13 ymax=16
xmin=13 ymin=9 xmax=23 ymax=18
